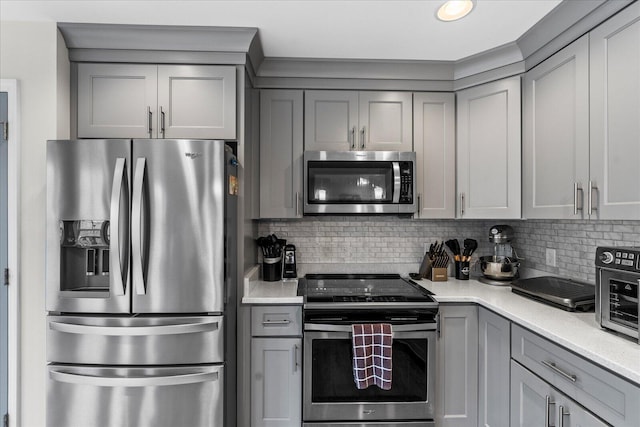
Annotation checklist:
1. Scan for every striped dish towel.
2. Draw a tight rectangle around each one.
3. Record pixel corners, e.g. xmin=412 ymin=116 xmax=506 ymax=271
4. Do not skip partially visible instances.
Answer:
xmin=351 ymin=323 xmax=393 ymax=390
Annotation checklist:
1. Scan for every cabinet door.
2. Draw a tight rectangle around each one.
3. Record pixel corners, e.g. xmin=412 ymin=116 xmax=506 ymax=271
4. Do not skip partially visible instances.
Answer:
xmin=589 ymin=2 xmax=640 ymax=219
xmin=260 ymin=90 xmax=304 ymax=218
xmin=413 ymin=92 xmax=455 ymax=218
xmin=523 ymin=35 xmax=590 ymax=219
xmin=510 ymin=361 xmax=558 ymax=427
xmin=77 ymin=63 xmax=157 ymax=138
xmin=478 ymin=308 xmax=510 ymax=427
xmin=157 ymin=65 xmax=236 ymax=139
xmin=436 ymin=304 xmax=478 ymax=427
xmin=555 ymin=396 xmax=609 ymax=427
xmin=251 ymin=338 xmax=302 ymax=427
xmin=304 ymin=90 xmax=358 ymax=151
xmin=457 ymin=77 xmax=521 ymax=218
xmin=359 ymin=91 xmax=413 ymax=151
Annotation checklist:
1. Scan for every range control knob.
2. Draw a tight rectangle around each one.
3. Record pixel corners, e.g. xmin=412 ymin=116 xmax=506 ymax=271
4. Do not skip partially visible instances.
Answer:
xmin=599 ymin=251 xmax=614 ymax=264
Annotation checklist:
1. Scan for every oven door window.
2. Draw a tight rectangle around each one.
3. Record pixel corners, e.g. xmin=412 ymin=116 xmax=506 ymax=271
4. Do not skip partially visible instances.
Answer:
xmin=311 ymin=337 xmax=428 ymax=402
xmin=307 ymin=161 xmax=393 ymax=204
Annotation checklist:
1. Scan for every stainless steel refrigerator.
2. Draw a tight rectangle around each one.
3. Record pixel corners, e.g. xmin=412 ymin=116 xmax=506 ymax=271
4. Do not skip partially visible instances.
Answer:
xmin=45 ymin=139 xmax=238 ymax=427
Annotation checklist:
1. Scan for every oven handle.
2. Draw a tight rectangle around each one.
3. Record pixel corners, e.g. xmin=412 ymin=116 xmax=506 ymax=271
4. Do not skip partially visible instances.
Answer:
xmin=304 ymin=322 xmax=436 ymax=333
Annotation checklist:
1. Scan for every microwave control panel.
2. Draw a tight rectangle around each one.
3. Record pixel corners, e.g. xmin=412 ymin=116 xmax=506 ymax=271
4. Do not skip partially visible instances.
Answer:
xmin=596 ymin=246 xmax=640 ymax=272
xmin=399 ymin=161 xmax=413 ymax=204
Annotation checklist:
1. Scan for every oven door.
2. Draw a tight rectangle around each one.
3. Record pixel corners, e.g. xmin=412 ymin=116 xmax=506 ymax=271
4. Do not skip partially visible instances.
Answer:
xmin=598 ymin=268 xmax=639 ymax=340
xmin=303 ymin=322 xmax=436 ymax=423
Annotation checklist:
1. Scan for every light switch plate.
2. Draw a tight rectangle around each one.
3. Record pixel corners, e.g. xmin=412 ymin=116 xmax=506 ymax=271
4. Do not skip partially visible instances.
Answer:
xmin=545 ymin=248 xmax=557 ymax=267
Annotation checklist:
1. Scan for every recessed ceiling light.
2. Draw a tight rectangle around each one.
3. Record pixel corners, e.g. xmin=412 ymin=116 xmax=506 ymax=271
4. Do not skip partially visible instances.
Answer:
xmin=436 ymin=0 xmax=475 ymax=22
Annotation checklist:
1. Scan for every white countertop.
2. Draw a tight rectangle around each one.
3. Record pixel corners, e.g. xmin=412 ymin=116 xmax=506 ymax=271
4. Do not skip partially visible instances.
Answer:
xmin=242 ymin=266 xmax=640 ymax=385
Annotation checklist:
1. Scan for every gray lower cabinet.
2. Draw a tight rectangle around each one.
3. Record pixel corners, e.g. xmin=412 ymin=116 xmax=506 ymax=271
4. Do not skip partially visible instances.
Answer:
xmin=477 ymin=308 xmax=510 ymax=427
xmin=77 ymin=63 xmax=236 ymax=139
xmin=250 ymin=305 xmax=302 ymax=427
xmin=511 ymin=361 xmax=607 ymax=427
xmin=259 ymin=90 xmax=304 ymax=218
xmin=436 ymin=304 xmax=478 ymax=427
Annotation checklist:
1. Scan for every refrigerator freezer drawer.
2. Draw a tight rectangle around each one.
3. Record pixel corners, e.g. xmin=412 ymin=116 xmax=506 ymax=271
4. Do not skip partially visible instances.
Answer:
xmin=47 ymin=315 xmax=224 ymax=365
xmin=47 ymin=364 xmax=223 ymax=427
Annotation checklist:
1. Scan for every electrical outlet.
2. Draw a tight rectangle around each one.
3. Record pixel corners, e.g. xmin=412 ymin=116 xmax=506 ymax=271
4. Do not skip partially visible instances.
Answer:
xmin=545 ymin=248 xmax=557 ymax=267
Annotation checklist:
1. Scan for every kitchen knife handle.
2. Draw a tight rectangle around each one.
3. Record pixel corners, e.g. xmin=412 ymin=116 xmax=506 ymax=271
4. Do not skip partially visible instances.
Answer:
xmin=160 ymin=106 xmax=166 ymax=138
xmin=109 ymin=158 xmax=128 ymax=296
xmin=588 ymin=181 xmax=598 ymax=215
xmin=544 ymin=395 xmax=555 ymax=427
xmin=573 ymin=182 xmax=584 ymax=215
xmin=360 ymin=126 xmax=366 ymax=149
xmin=132 ymin=157 xmax=147 ymax=295
xmin=147 ymin=106 xmax=152 ymax=136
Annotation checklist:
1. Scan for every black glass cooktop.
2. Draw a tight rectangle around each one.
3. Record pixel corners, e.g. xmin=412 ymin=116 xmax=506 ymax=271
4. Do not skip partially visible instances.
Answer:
xmin=299 ymin=274 xmax=436 ymax=304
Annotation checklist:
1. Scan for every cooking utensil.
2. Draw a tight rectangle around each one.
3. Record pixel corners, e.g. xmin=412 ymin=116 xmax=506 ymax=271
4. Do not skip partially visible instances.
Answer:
xmin=463 ymin=239 xmax=477 ymax=257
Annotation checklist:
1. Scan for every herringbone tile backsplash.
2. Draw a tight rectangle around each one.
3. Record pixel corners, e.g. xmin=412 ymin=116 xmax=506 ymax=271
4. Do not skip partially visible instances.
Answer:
xmin=259 ymin=218 xmax=640 ymax=283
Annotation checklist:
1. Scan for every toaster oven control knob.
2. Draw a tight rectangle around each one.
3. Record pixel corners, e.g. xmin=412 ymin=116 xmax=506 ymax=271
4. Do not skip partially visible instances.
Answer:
xmin=599 ymin=251 xmax=614 ymax=264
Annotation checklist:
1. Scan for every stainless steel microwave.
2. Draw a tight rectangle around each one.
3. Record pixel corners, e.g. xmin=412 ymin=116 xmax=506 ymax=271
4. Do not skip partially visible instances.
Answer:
xmin=303 ymin=151 xmax=416 ymax=215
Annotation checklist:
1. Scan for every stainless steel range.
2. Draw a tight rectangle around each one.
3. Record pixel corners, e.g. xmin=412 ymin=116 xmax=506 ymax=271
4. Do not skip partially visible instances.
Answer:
xmin=298 ymin=274 xmax=439 ymax=427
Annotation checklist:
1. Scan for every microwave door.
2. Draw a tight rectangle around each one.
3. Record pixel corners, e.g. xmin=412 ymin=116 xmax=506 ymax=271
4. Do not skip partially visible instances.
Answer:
xmin=46 ymin=139 xmax=132 ymax=314
xmin=131 ymin=140 xmax=226 ymax=314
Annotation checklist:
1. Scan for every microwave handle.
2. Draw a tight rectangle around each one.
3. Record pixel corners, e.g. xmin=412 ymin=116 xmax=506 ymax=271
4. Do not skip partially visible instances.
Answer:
xmin=392 ymin=162 xmax=401 ymax=203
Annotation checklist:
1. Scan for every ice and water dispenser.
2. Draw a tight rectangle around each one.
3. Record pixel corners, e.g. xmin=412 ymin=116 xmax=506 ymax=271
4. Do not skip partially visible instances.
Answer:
xmin=59 ymin=219 xmax=110 ymax=291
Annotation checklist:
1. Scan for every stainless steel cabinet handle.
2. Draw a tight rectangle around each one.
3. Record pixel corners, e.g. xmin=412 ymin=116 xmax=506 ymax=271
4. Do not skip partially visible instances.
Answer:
xmin=558 ymin=405 xmax=569 ymax=427
xmin=542 ymin=360 xmax=577 ymax=382
xmin=460 ymin=193 xmax=465 ymax=217
xmin=132 ymin=158 xmax=147 ymax=296
xmin=545 ymin=395 xmax=555 ymax=427
xmin=305 ymin=322 xmax=435 ymax=333
xmin=49 ymin=319 xmax=219 ymax=336
xmin=360 ymin=126 xmax=366 ymax=149
xmin=147 ymin=106 xmax=152 ymax=136
xmin=417 ymin=193 xmax=421 ymax=217
xmin=295 ymin=191 xmax=300 ymax=217
xmin=436 ymin=313 xmax=441 ymax=338
xmin=573 ymin=182 xmax=584 ymax=215
xmin=293 ymin=344 xmax=300 ymax=372
xmin=50 ymin=369 xmax=219 ymax=387
xmin=588 ymin=180 xmax=598 ymax=215
xmin=350 ymin=127 xmax=356 ymax=150
xmin=262 ymin=319 xmax=291 ymax=326
xmin=160 ymin=106 xmax=166 ymax=138
xmin=109 ymin=158 xmax=128 ymax=296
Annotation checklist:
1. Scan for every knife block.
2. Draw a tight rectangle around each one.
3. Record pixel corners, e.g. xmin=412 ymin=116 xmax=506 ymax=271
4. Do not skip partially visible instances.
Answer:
xmin=419 ymin=253 xmax=448 ymax=282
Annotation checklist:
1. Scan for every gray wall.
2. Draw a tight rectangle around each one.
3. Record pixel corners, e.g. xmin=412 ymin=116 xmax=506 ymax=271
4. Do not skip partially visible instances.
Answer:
xmin=259 ymin=218 xmax=640 ymax=283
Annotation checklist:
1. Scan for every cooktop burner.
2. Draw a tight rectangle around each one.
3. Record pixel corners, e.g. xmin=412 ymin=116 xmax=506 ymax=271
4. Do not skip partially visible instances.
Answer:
xmin=299 ymin=273 xmax=437 ymax=307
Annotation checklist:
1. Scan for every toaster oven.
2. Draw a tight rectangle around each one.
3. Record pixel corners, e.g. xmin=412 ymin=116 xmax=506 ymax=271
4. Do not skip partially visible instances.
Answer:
xmin=595 ymin=246 xmax=640 ymax=343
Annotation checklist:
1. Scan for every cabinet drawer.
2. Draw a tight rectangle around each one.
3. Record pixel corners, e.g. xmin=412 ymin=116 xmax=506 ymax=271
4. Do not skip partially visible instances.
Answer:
xmin=251 ymin=306 xmax=302 ymax=337
xmin=512 ymin=324 xmax=640 ymax=427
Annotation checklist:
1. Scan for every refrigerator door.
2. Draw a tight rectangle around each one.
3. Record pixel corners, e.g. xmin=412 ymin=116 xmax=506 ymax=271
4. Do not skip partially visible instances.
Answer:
xmin=47 ymin=364 xmax=224 ymax=427
xmin=131 ymin=139 xmax=229 ymax=313
xmin=47 ymin=315 xmax=224 ymax=365
xmin=46 ymin=139 xmax=131 ymax=313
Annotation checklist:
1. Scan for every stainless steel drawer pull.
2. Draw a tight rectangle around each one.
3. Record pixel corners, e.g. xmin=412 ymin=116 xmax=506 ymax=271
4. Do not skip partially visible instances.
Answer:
xmin=545 ymin=395 xmax=555 ymax=427
xmin=262 ymin=319 xmax=291 ymax=325
xmin=558 ymin=405 xmax=570 ymax=427
xmin=542 ymin=360 xmax=577 ymax=382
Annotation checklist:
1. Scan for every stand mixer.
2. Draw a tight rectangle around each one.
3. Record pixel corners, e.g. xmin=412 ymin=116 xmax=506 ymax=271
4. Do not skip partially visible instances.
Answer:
xmin=479 ymin=225 xmax=521 ymax=285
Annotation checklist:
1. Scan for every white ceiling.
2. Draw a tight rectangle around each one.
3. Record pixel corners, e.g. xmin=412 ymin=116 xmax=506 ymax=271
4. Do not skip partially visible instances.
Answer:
xmin=1 ymin=0 xmax=564 ymax=61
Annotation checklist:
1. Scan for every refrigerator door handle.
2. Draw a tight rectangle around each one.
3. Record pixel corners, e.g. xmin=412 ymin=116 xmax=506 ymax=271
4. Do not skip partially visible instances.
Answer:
xmin=109 ymin=157 xmax=128 ymax=296
xmin=49 ymin=319 xmax=220 ymax=336
xmin=132 ymin=157 xmax=147 ymax=295
xmin=49 ymin=368 xmax=219 ymax=387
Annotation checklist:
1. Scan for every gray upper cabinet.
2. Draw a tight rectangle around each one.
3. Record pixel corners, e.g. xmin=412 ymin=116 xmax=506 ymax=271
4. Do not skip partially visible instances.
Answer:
xmin=259 ymin=90 xmax=304 ymax=219
xmin=157 ymin=65 xmax=236 ymax=139
xmin=413 ymin=92 xmax=456 ymax=219
xmin=478 ymin=308 xmax=510 ymax=427
xmin=305 ymin=90 xmax=412 ymax=151
xmin=456 ymin=76 xmax=521 ymax=219
xmin=77 ymin=63 xmax=236 ymax=139
xmin=589 ymin=2 xmax=640 ymax=220
xmin=523 ymin=35 xmax=590 ymax=219
xmin=78 ymin=63 xmax=157 ymax=138
xmin=436 ymin=304 xmax=478 ymax=427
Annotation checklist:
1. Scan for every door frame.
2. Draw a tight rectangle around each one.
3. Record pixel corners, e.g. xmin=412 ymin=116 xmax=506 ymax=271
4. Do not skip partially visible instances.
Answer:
xmin=1 ymin=79 xmax=21 ymax=426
